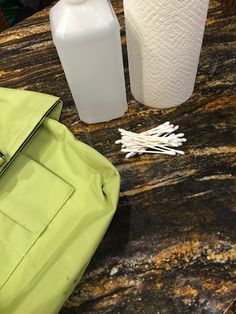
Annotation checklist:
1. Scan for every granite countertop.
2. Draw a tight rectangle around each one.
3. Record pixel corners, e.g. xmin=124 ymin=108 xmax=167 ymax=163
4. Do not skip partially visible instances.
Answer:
xmin=0 ymin=0 xmax=235 ymax=313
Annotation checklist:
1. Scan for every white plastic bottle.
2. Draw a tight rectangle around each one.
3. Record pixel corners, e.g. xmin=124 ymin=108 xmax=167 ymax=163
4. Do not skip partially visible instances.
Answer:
xmin=50 ymin=0 xmax=127 ymax=124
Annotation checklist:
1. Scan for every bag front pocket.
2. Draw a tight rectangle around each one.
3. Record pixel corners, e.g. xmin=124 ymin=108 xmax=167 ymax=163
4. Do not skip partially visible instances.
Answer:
xmin=0 ymin=153 xmax=74 ymax=288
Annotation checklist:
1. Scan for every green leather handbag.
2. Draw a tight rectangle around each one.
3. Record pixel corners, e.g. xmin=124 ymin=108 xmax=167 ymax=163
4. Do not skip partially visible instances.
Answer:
xmin=0 ymin=87 xmax=120 ymax=314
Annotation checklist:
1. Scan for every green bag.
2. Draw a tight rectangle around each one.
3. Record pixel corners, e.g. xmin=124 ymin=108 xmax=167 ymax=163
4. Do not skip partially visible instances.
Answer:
xmin=0 ymin=88 xmax=120 ymax=314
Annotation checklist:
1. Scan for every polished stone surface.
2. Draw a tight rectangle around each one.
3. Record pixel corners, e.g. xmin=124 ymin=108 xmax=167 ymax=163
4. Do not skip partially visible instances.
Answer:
xmin=0 ymin=0 xmax=235 ymax=313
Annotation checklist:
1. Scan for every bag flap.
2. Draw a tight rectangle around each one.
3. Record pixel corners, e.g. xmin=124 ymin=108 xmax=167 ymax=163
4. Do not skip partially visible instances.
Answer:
xmin=0 ymin=88 xmax=62 ymax=176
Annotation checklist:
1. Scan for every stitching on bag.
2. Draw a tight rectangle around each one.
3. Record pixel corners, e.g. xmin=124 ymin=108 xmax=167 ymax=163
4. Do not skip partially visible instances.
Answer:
xmin=0 ymin=184 xmax=75 ymax=290
xmin=0 ymin=207 xmax=34 ymax=235
xmin=7 ymin=102 xmax=48 ymax=154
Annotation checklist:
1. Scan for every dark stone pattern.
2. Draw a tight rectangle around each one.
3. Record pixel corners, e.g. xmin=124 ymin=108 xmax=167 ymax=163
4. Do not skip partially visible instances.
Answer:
xmin=0 ymin=1 xmax=235 ymax=313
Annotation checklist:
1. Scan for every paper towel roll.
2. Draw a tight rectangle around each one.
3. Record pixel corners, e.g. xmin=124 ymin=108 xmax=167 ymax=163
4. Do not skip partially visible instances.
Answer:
xmin=124 ymin=0 xmax=209 ymax=108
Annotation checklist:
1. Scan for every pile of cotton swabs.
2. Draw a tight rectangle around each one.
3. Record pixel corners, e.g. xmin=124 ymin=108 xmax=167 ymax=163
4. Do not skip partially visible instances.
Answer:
xmin=116 ymin=122 xmax=187 ymax=158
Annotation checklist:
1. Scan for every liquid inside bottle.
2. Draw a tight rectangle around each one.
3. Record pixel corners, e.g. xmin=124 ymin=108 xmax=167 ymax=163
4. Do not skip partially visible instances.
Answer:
xmin=50 ymin=0 xmax=127 ymax=123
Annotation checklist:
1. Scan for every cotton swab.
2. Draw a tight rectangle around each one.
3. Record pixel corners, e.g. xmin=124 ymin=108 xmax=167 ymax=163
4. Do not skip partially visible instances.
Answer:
xmin=115 ymin=122 xmax=187 ymax=158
